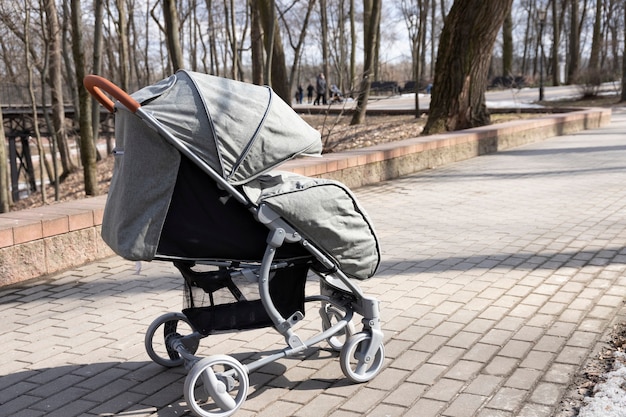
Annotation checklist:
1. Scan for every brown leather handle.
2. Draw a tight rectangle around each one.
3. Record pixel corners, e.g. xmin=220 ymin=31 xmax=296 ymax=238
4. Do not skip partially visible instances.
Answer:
xmin=84 ymin=75 xmax=140 ymax=114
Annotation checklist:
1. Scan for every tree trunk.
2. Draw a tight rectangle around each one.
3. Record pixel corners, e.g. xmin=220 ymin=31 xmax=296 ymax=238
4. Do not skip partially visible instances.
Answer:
xmin=261 ymin=0 xmax=274 ymax=84
xmin=70 ymin=0 xmax=99 ymax=196
xmin=336 ymin=0 xmax=347 ymax=91
xmin=502 ymin=10 xmax=513 ymax=77
xmin=258 ymin=0 xmax=290 ymax=103
xmin=588 ymin=0 xmax=602 ymax=71
xmin=250 ymin=0 xmax=264 ymax=84
xmin=400 ymin=0 xmax=425 ymax=117
xmin=622 ymin=0 xmax=626 ymax=102
xmin=349 ymin=0 xmax=356 ymax=94
xmin=423 ymin=0 xmax=513 ymax=134
xmin=163 ymin=0 xmax=184 ymax=71
xmin=25 ymin=5 xmax=46 ymax=205
xmin=269 ymin=20 xmax=290 ymax=103
xmin=225 ymin=0 xmax=239 ymax=80
xmin=61 ymin=1 xmax=79 ymax=119
xmin=116 ymin=0 xmax=130 ymax=91
xmin=286 ymin=0 xmax=316 ymax=98
xmin=43 ymin=0 xmax=76 ymax=181
xmin=204 ymin=0 xmax=220 ymax=76
xmin=550 ymin=0 xmax=563 ymax=86
xmin=319 ymin=0 xmax=330 ymax=101
xmin=566 ymin=0 xmax=580 ymax=83
xmin=350 ymin=0 xmax=381 ymax=125
xmin=0 ymin=108 xmax=9 ymax=212
xmin=92 ymin=0 xmax=105 ymax=158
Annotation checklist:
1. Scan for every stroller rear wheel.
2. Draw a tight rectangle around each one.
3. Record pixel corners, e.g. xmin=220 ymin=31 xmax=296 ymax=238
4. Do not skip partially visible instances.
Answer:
xmin=145 ymin=312 xmax=200 ymax=367
xmin=184 ymin=355 xmax=249 ymax=417
xmin=340 ymin=332 xmax=385 ymax=383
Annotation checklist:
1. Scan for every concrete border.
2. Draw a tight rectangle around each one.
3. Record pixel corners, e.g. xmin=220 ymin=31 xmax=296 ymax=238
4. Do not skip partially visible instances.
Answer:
xmin=0 ymin=107 xmax=611 ymax=287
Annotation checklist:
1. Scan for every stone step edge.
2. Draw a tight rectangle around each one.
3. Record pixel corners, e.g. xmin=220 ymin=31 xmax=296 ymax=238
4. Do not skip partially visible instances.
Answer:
xmin=0 ymin=107 xmax=611 ymax=287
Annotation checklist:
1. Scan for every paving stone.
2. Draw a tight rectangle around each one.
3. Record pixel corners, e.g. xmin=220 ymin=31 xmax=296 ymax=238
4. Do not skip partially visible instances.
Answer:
xmin=519 ymin=350 xmax=555 ymax=371
xmin=339 ymin=387 xmax=388 ymax=414
xmin=463 ymin=343 xmax=500 ymax=363
xmin=405 ymin=398 xmax=446 ymax=417
xmin=443 ymin=393 xmax=487 ymax=417
xmin=481 ymin=329 xmax=513 ymax=346
xmin=255 ymin=400 xmax=307 ymax=417
xmin=407 ymin=363 xmax=447 ymax=385
xmin=422 ymin=378 xmax=465 ymax=402
xmin=505 ymin=368 xmax=542 ymax=390
xmin=530 ymin=382 xmax=566 ymax=406
xmin=484 ymin=356 xmax=519 ymax=377
xmin=487 ymin=387 xmax=527 ymax=411
xmin=382 ymin=382 xmax=425 ymax=407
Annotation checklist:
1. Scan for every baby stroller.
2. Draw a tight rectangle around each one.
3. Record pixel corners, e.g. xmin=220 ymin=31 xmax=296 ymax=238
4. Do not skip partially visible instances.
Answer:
xmin=85 ymin=70 xmax=384 ymax=417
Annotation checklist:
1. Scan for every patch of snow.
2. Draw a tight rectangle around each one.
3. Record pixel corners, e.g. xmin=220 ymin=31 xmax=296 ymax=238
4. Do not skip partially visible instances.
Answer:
xmin=578 ymin=351 xmax=626 ymax=417
xmin=486 ymin=100 xmax=545 ymax=109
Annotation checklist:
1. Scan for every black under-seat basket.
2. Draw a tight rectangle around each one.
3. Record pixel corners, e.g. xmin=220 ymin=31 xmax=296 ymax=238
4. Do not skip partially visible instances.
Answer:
xmin=176 ymin=261 xmax=309 ymax=336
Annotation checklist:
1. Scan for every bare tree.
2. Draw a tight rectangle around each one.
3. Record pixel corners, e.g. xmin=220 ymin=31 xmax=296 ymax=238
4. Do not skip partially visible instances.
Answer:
xmin=550 ymin=0 xmax=565 ymax=86
xmin=319 ymin=0 xmax=330 ymax=99
xmin=61 ymin=1 xmax=79 ymax=118
xmin=258 ymin=0 xmax=290 ymax=102
xmin=567 ymin=0 xmax=579 ymax=83
xmin=163 ymin=0 xmax=184 ymax=71
xmin=70 ymin=0 xmax=99 ymax=195
xmin=205 ymin=0 xmax=221 ymax=76
xmin=279 ymin=0 xmax=317 ymax=99
xmin=224 ymin=0 xmax=246 ymax=80
xmin=0 ymin=107 xmax=9 ymax=212
xmin=326 ymin=0 xmax=349 ymax=91
xmin=25 ymin=4 xmax=47 ymax=205
xmin=349 ymin=0 xmax=356 ymax=93
xmin=502 ymin=10 xmax=513 ymax=77
xmin=92 ymin=0 xmax=105 ymax=157
xmin=423 ymin=0 xmax=513 ymax=134
xmin=3 ymin=0 xmax=626 ymax=212
xmin=350 ymin=0 xmax=382 ymax=125
xmin=250 ymin=0 xmax=264 ymax=84
xmin=566 ymin=0 xmax=585 ymax=84
xmin=44 ymin=0 xmax=76 ymax=181
xmin=400 ymin=0 xmax=427 ymax=116
xmin=116 ymin=0 xmax=130 ymax=90
xmin=622 ymin=0 xmax=626 ymax=102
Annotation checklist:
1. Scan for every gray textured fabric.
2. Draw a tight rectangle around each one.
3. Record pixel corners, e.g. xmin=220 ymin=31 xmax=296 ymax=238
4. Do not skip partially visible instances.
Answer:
xmin=125 ymin=70 xmax=322 ymax=183
xmin=101 ymin=107 xmax=180 ymax=260
xmin=102 ymin=71 xmax=322 ymax=261
xmin=244 ymin=172 xmax=380 ymax=280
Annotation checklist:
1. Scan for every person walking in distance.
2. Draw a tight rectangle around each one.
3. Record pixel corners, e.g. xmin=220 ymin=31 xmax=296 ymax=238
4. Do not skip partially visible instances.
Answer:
xmin=314 ymin=73 xmax=327 ymax=105
xmin=306 ymin=83 xmax=314 ymax=103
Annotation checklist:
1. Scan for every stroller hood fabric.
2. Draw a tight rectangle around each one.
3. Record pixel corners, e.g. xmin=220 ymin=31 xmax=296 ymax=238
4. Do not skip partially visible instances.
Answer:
xmin=121 ymin=70 xmax=322 ymax=184
xmin=102 ymin=71 xmax=322 ymax=261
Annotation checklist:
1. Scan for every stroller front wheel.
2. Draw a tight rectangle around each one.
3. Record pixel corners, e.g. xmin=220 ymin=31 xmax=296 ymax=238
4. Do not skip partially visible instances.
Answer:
xmin=184 ymin=355 xmax=249 ymax=417
xmin=145 ymin=312 xmax=199 ymax=367
xmin=340 ymin=332 xmax=385 ymax=383
xmin=320 ymin=304 xmax=355 ymax=351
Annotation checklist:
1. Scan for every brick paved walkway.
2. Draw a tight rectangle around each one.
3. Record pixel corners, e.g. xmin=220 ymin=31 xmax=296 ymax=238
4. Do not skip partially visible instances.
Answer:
xmin=2 ymin=108 xmax=626 ymax=417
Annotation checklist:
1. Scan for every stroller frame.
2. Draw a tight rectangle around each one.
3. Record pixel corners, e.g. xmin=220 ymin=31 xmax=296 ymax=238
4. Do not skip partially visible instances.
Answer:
xmin=85 ymin=75 xmax=384 ymax=417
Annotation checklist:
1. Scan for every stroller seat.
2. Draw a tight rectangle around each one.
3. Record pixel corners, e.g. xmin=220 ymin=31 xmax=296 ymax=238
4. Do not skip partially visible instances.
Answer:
xmin=157 ymin=155 xmax=309 ymax=261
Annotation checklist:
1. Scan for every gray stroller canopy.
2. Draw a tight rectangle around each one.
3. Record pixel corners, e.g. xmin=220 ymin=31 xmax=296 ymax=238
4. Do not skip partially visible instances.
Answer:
xmin=103 ymin=71 xmax=322 ymax=261
xmin=125 ymin=70 xmax=322 ymax=184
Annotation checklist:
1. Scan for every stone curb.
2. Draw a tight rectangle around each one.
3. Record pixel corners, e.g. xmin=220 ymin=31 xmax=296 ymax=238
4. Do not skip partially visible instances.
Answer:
xmin=0 ymin=108 xmax=611 ymax=287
